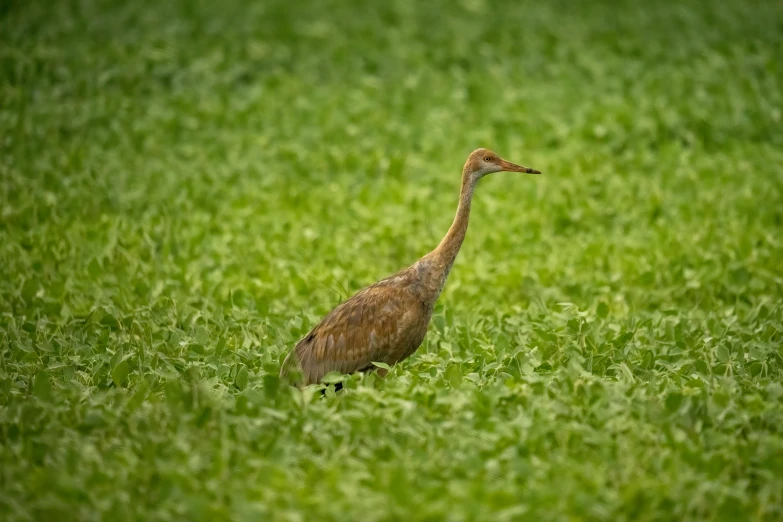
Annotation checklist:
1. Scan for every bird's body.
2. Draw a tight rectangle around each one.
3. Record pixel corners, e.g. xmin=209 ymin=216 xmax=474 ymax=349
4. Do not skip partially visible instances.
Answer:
xmin=283 ymin=250 xmax=453 ymax=386
xmin=280 ymin=148 xmax=540 ymax=387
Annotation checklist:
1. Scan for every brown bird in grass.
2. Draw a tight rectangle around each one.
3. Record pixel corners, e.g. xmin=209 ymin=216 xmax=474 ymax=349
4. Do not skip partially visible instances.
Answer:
xmin=280 ymin=148 xmax=541 ymax=388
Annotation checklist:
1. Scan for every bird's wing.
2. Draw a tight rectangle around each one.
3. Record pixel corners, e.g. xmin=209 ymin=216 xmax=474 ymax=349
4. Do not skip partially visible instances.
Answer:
xmin=281 ymin=282 xmax=422 ymax=386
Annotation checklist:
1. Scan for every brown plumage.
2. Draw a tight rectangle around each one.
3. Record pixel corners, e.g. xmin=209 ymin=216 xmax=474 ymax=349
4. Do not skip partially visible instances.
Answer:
xmin=280 ymin=148 xmax=541 ymax=387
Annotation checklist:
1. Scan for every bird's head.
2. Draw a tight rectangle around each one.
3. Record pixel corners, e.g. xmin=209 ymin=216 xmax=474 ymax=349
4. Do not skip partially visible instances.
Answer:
xmin=464 ymin=148 xmax=541 ymax=180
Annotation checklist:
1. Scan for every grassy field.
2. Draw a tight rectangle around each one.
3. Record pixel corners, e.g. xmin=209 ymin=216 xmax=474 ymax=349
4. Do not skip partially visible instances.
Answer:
xmin=1 ymin=0 xmax=783 ymax=519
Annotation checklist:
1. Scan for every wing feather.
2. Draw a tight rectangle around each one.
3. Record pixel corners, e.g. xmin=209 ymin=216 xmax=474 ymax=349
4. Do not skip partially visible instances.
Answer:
xmin=280 ymin=282 xmax=425 ymax=386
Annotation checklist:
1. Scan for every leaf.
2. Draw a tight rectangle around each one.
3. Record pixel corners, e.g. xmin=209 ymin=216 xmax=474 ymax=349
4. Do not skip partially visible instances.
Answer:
xmin=100 ymin=309 xmax=120 ymax=328
xmin=445 ymin=364 xmax=462 ymax=388
xmin=639 ymin=270 xmax=656 ymax=285
xmin=17 ymin=341 xmax=34 ymax=353
xmin=735 ymin=344 xmax=745 ymax=363
xmin=715 ymin=345 xmax=730 ymax=363
xmin=464 ymin=373 xmax=481 ymax=383
xmin=111 ymin=360 xmax=129 ymax=386
xmin=110 ymin=347 xmax=124 ymax=370
xmin=597 ymin=302 xmax=609 ymax=318
xmin=665 ymin=392 xmax=683 ymax=412
xmin=87 ymin=258 xmax=102 ymax=278
xmin=640 ymin=350 xmax=654 ymax=369
xmin=235 ymin=364 xmax=249 ymax=390
xmin=371 ymin=361 xmax=392 ymax=371
xmin=263 ymin=374 xmax=281 ymax=399
xmin=33 ymin=370 xmax=52 ymax=400
xmin=214 ymin=337 xmax=226 ymax=356
xmin=128 ymin=379 xmax=150 ymax=412
xmin=321 ymin=371 xmax=345 ymax=384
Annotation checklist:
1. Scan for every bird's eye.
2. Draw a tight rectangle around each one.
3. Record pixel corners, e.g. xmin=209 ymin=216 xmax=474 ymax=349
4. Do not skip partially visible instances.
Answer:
xmin=483 ymin=156 xmax=492 ymax=162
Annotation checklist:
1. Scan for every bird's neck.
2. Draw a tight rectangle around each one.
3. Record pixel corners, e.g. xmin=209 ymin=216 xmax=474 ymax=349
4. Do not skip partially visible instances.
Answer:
xmin=426 ymin=171 xmax=478 ymax=285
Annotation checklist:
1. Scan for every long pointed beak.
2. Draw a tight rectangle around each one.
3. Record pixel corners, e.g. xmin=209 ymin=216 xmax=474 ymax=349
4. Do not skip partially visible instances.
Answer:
xmin=500 ymin=159 xmax=541 ymax=174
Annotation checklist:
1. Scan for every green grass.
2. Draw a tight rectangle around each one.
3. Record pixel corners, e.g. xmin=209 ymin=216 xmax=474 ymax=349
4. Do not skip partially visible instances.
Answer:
xmin=1 ymin=0 xmax=783 ymax=519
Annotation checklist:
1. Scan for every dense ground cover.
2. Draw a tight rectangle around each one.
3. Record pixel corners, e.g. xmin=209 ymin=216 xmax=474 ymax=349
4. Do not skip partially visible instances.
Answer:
xmin=1 ymin=0 xmax=782 ymax=519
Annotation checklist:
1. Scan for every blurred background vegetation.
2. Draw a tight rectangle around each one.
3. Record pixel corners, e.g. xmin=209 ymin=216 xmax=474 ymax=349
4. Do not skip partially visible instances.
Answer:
xmin=1 ymin=0 xmax=782 ymax=520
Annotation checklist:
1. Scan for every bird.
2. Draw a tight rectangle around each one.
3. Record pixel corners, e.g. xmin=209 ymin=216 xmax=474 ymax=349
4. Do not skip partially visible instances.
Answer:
xmin=280 ymin=148 xmax=541 ymax=389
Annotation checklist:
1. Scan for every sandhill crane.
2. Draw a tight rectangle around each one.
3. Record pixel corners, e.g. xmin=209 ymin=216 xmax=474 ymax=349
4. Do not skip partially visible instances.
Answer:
xmin=280 ymin=148 xmax=541 ymax=388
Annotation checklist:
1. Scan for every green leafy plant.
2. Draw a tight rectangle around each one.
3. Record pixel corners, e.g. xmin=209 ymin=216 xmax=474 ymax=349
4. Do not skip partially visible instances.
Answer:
xmin=1 ymin=0 xmax=781 ymax=520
